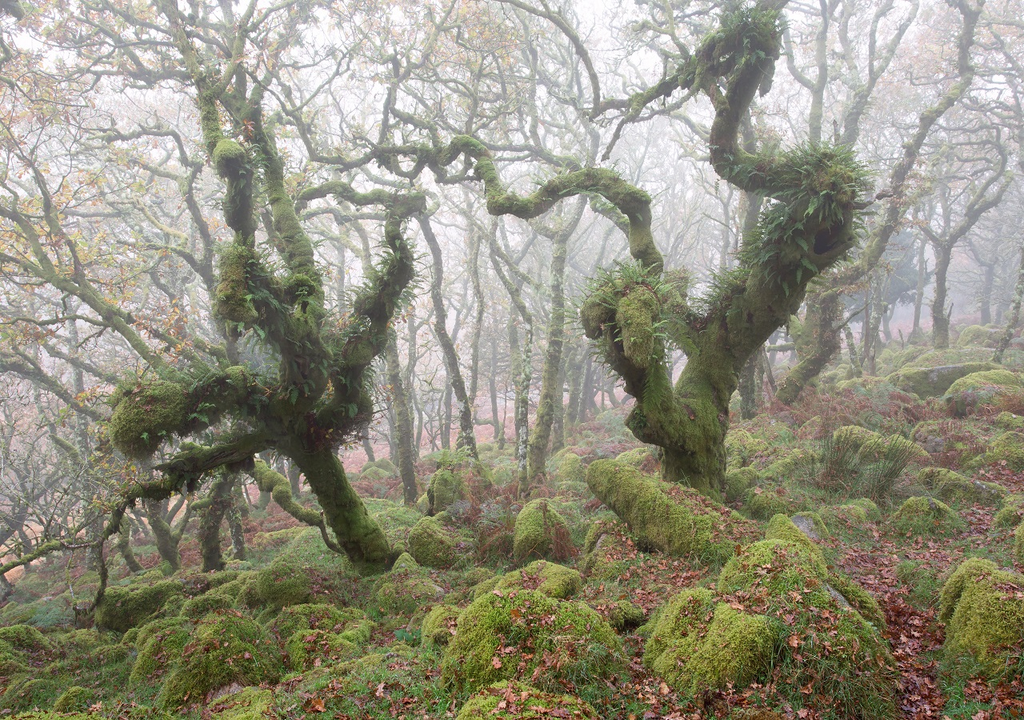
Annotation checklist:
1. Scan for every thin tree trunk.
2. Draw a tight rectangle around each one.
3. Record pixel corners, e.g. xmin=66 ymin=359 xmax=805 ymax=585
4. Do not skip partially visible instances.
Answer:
xmin=385 ymin=329 xmax=418 ymax=505
xmin=994 ymin=241 xmax=1024 ymax=364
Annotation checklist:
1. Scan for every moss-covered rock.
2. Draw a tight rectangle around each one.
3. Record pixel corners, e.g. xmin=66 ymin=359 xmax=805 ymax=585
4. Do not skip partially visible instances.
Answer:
xmin=919 ymin=467 xmax=1004 ymax=506
xmin=759 ymin=448 xmax=816 ymax=482
xmin=455 ymin=680 xmax=599 ymax=720
xmin=513 ymin=499 xmax=574 ymax=563
xmin=421 ymin=604 xmax=460 ymax=648
xmin=648 ymin=539 xmax=897 ymax=717
xmin=157 ymin=611 xmax=284 ymax=708
xmin=858 ymin=434 xmax=931 ymax=465
xmin=993 ymin=494 xmax=1024 ymax=529
xmin=764 ymin=514 xmax=822 ymax=560
xmin=496 ymin=560 xmax=582 ymax=600
xmin=973 ymin=431 xmax=1024 ymax=471
xmin=554 ymin=452 xmax=586 ymax=487
xmin=939 ymin=557 xmax=1024 ymax=679
xmin=586 ymin=459 xmax=735 ymax=564
xmin=427 ymin=468 xmax=467 ymax=515
xmin=891 ymin=497 xmax=965 ymax=537
xmin=1015 ymin=523 xmax=1024 ymax=567
xmin=209 ymin=686 xmax=276 ymax=719
xmin=180 ymin=592 xmax=234 ymax=619
xmin=725 ymin=467 xmax=759 ymax=503
xmin=51 ymin=686 xmax=95 ymax=713
xmin=887 ymin=361 xmax=1001 ymax=398
xmin=741 ymin=484 xmax=808 ymax=521
xmin=244 ymin=561 xmax=310 ymax=610
xmin=95 ymin=580 xmax=184 ymax=633
xmin=407 ymin=516 xmax=458 ymax=569
xmin=130 ymin=616 xmax=192 ymax=686
xmin=370 ymin=556 xmax=445 ymax=616
xmin=994 ymin=411 xmax=1024 ymax=431
xmin=441 ymin=589 xmax=622 ymax=694
xmin=944 ymin=369 xmax=1023 ymax=417
xmin=0 ymin=624 xmax=50 ymax=654
xmin=791 ymin=511 xmax=829 ymax=539
xmin=956 ymin=324 xmax=1000 ymax=348
xmin=615 ymin=446 xmax=657 ymax=470
xmin=725 ymin=429 xmax=769 ymax=469
xmin=832 ymin=425 xmax=882 ymax=452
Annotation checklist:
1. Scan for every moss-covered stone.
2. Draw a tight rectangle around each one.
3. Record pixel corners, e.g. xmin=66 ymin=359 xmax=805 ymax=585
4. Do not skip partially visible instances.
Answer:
xmin=791 ymin=511 xmax=829 ymax=539
xmin=586 ymin=459 xmax=734 ymax=564
xmin=615 ymin=446 xmax=657 ymax=470
xmin=944 ymin=369 xmax=1023 ymax=417
xmin=108 ymin=380 xmax=191 ymax=458
xmin=993 ymin=494 xmax=1024 ymax=529
xmin=554 ymin=452 xmax=586 ymax=487
xmin=994 ymin=411 xmax=1024 ymax=431
xmin=209 ymin=686 xmax=276 ymax=719
xmin=96 ymin=580 xmax=184 ymax=633
xmin=244 ymin=561 xmax=310 ymax=610
xmin=956 ymin=324 xmax=1000 ymax=348
xmin=52 ymin=686 xmax=95 ymax=713
xmin=421 ymin=604 xmax=460 ymax=648
xmin=849 ymin=497 xmax=882 ymax=522
xmin=158 ymin=611 xmax=284 ymax=708
xmin=427 ymin=468 xmax=467 ymax=515
xmin=886 ymin=361 xmax=1001 ymax=398
xmin=725 ymin=429 xmax=769 ymax=469
xmin=496 ymin=560 xmax=582 ymax=600
xmin=180 ymin=592 xmax=234 ymax=619
xmin=974 ymin=431 xmax=1024 ymax=471
xmin=741 ymin=484 xmax=808 ymax=521
xmin=725 ymin=466 xmax=759 ymax=503
xmin=130 ymin=616 xmax=192 ymax=686
xmin=370 ymin=558 xmax=445 ymax=616
xmin=407 ymin=516 xmax=458 ymax=569
xmin=759 ymin=448 xmax=815 ymax=482
xmin=832 ymin=425 xmax=882 ymax=452
xmin=764 ymin=514 xmax=822 ymax=560
xmin=513 ymin=499 xmax=574 ymax=563
xmin=919 ymin=467 xmax=1004 ymax=506
xmin=441 ymin=589 xmax=622 ymax=694
xmin=939 ymin=557 xmax=1024 ymax=679
xmin=0 ymin=624 xmax=50 ymax=654
xmin=455 ymin=680 xmax=599 ymax=720
xmin=858 ymin=434 xmax=931 ymax=465
xmin=891 ymin=497 xmax=965 ymax=537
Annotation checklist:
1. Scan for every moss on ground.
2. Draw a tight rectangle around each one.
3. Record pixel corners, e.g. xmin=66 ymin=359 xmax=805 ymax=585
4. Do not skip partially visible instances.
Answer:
xmin=95 ymin=581 xmax=184 ymax=633
xmin=427 ymin=469 xmax=467 ymax=515
xmin=421 ymin=604 xmax=460 ymax=648
xmin=943 ymin=369 xmax=1022 ymax=417
xmin=496 ymin=560 xmax=582 ymax=599
xmin=919 ymin=467 xmax=1004 ymax=506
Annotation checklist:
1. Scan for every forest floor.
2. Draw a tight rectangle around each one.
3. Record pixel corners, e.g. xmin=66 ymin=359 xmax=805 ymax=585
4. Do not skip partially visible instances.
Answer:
xmin=2 ymin=340 xmax=1024 ymax=719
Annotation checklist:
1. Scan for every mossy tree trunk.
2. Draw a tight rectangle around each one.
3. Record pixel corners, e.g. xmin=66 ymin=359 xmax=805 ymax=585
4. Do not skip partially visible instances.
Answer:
xmin=196 ymin=469 xmax=235 ymax=573
xmin=994 ymin=240 xmax=1024 ymax=365
xmin=385 ymin=329 xmax=419 ymax=505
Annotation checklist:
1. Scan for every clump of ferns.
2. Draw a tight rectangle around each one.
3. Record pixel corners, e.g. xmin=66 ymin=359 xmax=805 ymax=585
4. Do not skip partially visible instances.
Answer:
xmin=580 ymin=260 xmax=673 ymax=354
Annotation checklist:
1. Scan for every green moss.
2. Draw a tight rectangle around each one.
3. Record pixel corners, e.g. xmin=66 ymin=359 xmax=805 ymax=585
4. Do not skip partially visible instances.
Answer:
xmin=130 ymin=616 xmax=191 ymax=686
xmin=725 ymin=430 xmax=769 ymax=469
xmin=994 ymin=411 xmax=1024 ymax=430
xmin=370 ymin=560 xmax=444 ymax=616
xmin=944 ymin=370 xmax=1023 ymax=416
xmin=859 ymin=434 xmax=930 ymax=465
xmin=886 ymin=362 xmax=1001 ymax=399
xmin=849 ymin=497 xmax=882 ymax=522
xmin=792 ymin=511 xmax=829 ymax=538
xmin=827 ymin=571 xmax=886 ymax=630
xmin=209 ymin=686 xmax=276 ymax=719
xmin=586 ymin=459 xmax=733 ymax=564
xmin=956 ymin=324 xmax=999 ymax=348
xmin=421 ymin=604 xmax=460 ymax=648
xmin=891 ymin=497 xmax=965 ymax=537
xmin=246 ymin=561 xmax=310 ymax=610
xmin=407 ymin=516 xmax=457 ymax=569
xmin=974 ymin=431 xmax=1024 ymax=471
xmin=268 ymin=603 xmax=368 ymax=645
xmin=52 ymin=686 xmax=95 ymax=713
xmin=513 ymin=499 xmax=574 ymax=563
xmin=741 ymin=484 xmax=807 ymax=521
xmin=108 ymin=380 xmax=191 ymax=458
xmin=215 ymin=244 xmax=259 ymax=324
xmin=919 ymin=467 xmax=1004 ymax=506
xmin=0 ymin=624 xmax=50 ymax=653
xmin=441 ymin=589 xmax=622 ymax=694
xmin=764 ymin=514 xmax=821 ymax=560
xmin=180 ymin=592 xmax=234 ymax=619
xmin=993 ymin=494 xmax=1024 ymax=529
xmin=96 ymin=580 xmax=184 ymax=633
xmin=455 ymin=680 xmax=599 ymax=719
xmin=832 ymin=425 xmax=882 ymax=452
xmin=1015 ymin=524 xmax=1024 ymax=567
xmin=284 ymin=627 xmax=356 ymax=669
xmin=724 ymin=467 xmax=759 ymax=502
xmin=158 ymin=612 xmax=284 ymax=708
xmin=647 ymin=598 xmax=779 ymax=694
xmin=718 ymin=539 xmax=828 ymax=595
xmin=427 ymin=469 xmax=467 ymax=515
xmin=615 ymin=446 xmax=657 ymax=469
xmin=760 ymin=448 xmax=816 ymax=481
xmin=212 ymin=138 xmax=247 ymax=177
xmin=554 ymin=452 xmax=586 ymax=486
xmin=939 ymin=558 xmax=1024 ymax=679
xmin=496 ymin=560 xmax=582 ymax=599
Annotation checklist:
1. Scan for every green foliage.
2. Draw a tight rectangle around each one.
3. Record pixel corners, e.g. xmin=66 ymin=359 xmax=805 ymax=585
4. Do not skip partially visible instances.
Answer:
xmin=919 ymin=467 xmax=1004 ymax=506
xmin=244 ymin=561 xmax=311 ymax=610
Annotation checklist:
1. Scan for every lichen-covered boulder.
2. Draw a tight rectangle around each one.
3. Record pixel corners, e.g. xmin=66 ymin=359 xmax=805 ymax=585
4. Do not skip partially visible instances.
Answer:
xmin=455 ymin=680 xmax=599 ymax=720
xmin=407 ymin=516 xmax=457 ymax=569
xmin=944 ymin=369 xmax=1023 ymax=417
xmin=646 ymin=539 xmax=897 ymax=717
xmin=513 ymin=499 xmax=574 ymax=563
xmin=441 ymin=589 xmax=622 ymax=694
xmin=586 ymin=459 xmax=740 ymax=564
xmin=891 ymin=497 xmax=965 ymax=537
xmin=157 ymin=611 xmax=284 ymax=708
xmin=939 ymin=558 xmax=1024 ymax=679
xmin=886 ymin=362 xmax=1000 ymax=398
xmin=427 ymin=468 xmax=467 ymax=515
xmin=95 ymin=580 xmax=184 ymax=633
xmin=919 ymin=467 xmax=1004 ymax=506
xmin=496 ymin=560 xmax=582 ymax=600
